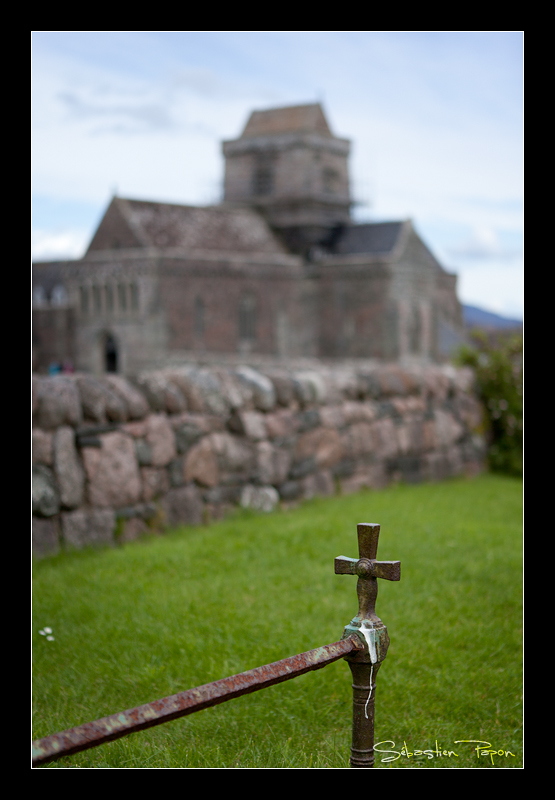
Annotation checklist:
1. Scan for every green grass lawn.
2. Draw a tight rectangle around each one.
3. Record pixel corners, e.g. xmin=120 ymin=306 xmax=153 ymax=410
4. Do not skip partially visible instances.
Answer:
xmin=32 ymin=473 xmax=523 ymax=768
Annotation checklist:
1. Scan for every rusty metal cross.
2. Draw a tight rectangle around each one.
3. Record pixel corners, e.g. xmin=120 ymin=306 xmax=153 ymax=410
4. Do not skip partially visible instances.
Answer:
xmin=335 ymin=523 xmax=400 ymax=626
xmin=335 ymin=523 xmax=400 ymax=768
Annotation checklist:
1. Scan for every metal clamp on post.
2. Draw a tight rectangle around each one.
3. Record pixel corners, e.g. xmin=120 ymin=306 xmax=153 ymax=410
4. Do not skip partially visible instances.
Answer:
xmin=335 ymin=523 xmax=401 ymax=768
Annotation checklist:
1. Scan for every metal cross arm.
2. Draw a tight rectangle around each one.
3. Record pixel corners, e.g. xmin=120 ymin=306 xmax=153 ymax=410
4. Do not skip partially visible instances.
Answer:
xmin=335 ymin=557 xmax=400 ymax=580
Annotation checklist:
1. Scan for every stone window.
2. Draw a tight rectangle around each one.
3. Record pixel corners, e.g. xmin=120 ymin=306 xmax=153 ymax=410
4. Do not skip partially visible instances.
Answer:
xmin=51 ymin=284 xmax=68 ymax=306
xmin=194 ymin=296 xmax=205 ymax=337
xmin=323 ymin=167 xmax=339 ymax=194
xmin=118 ymin=284 xmax=127 ymax=312
xmin=33 ymin=285 xmax=47 ymax=307
xmin=93 ymin=285 xmax=102 ymax=314
xmin=80 ymin=286 xmax=89 ymax=314
xmin=253 ymin=155 xmax=274 ymax=196
xmin=239 ymin=292 xmax=257 ymax=341
xmin=105 ymin=284 xmax=114 ymax=314
xmin=130 ymin=282 xmax=139 ymax=311
xmin=409 ymin=304 xmax=422 ymax=354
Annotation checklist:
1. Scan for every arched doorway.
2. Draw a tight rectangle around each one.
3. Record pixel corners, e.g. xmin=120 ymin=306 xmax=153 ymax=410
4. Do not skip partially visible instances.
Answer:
xmin=105 ymin=333 xmax=118 ymax=373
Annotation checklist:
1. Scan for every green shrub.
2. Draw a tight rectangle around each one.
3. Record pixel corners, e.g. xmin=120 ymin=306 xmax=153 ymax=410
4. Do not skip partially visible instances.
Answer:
xmin=456 ymin=331 xmax=522 ymax=476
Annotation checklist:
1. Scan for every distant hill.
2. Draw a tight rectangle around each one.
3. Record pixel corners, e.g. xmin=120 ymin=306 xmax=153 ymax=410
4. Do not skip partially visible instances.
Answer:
xmin=463 ymin=304 xmax=523 ymax=330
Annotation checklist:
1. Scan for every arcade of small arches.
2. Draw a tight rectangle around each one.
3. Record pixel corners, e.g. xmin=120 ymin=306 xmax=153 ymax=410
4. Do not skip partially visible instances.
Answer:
xmin=32 ymin=284 xmax=68 ymax=307
xmin=78 ymin=281 xmax=140 ymax=317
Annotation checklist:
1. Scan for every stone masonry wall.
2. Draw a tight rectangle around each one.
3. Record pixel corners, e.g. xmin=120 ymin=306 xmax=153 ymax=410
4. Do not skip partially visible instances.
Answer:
xmin=32 ymin=361 xmax=486 ymax=558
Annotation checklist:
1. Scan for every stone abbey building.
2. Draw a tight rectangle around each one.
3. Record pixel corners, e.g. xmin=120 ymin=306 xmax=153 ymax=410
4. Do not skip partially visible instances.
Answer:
xmin=32 ymin=103 xmax=464 ymax=375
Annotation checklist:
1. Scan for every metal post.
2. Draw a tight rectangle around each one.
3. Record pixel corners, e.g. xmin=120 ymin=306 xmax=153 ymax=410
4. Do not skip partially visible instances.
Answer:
xmin=335 ymin=523 xmax=401 ymax=768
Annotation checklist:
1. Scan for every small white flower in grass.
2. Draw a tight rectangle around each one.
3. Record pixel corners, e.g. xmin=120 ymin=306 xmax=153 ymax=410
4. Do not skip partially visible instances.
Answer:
xmin=39 ymin=627 xmax=54 ymax=639
xmin=46 ymin=635 xmax=55 ymax=641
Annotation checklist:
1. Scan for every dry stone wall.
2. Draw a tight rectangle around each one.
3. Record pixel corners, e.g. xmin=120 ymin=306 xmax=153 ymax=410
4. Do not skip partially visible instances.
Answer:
xmin=32 ymin=362 xmax=486 ymax=558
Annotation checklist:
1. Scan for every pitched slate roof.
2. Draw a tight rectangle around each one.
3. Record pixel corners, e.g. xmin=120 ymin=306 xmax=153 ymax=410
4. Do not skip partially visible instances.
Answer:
xmin=240 ymin=103 xmax=333 ymax=139
xmin=332 ymin=222 xmax=405 ymax=256
xmin=88 ymin=197 xmax=288 ymax=255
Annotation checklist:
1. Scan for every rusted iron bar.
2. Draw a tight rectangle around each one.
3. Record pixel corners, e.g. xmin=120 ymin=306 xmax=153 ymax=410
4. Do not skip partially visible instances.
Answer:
xmin=32 ymin=637 xmax=363 ymax=766
xmin=335 ymin=523 xmax=401 ymax=768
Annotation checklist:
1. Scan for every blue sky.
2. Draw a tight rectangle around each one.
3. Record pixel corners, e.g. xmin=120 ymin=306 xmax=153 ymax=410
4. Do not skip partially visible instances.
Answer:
xmin=31 ymin=31 xmax=523 ymax=319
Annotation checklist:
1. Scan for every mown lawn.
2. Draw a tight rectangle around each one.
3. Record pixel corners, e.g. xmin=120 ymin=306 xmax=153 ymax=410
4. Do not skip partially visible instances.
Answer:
xmin=32 ymin=473 xmax=523 ymax=768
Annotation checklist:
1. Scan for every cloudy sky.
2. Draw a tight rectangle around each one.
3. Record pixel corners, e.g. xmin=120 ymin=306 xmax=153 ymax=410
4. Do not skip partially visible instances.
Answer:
xmin=32 ymin=31 xmax=523 ymax=319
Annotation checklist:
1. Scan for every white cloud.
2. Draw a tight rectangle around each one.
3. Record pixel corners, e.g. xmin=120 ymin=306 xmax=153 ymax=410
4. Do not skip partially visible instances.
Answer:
xmin=448 ymin=226 xmax=523 ymax=261
xmin=457 ymin=260 xmax=523 ymax=318
xmin=57 ymin=90 xmax=176 ymax=133
xmin=32 ymin=229 xmax=89 ymax=261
